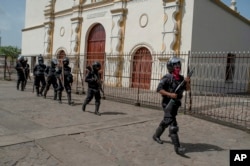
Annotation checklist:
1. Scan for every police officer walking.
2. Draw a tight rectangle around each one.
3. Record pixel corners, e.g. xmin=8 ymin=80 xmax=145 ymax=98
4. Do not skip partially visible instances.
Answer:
xmin=15 ymin=56 xmax=26 ymax=91
xmin=23 ymin=57 xmax=31 ymax=89
xmin=43 ymin=58 xmax=59 ymax=100
xmin=57 ymin=57 xmax=74 ymax=105
xmin=152 ymin=57 xmax=190 ymax=155
xmin=82 ymin=61 xmax=102 ymax=116
xmin=33 ymin=55 xmax=46 ymax=96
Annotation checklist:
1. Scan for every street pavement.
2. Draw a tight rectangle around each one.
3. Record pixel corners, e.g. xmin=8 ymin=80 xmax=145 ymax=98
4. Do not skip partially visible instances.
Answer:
xmin=0 ymin=80 xmax=249 ymax=166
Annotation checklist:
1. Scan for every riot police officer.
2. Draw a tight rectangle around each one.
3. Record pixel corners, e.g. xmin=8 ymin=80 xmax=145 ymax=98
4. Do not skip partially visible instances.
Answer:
xmin=23 ymin=57 xmax=30 ymax=89
xmin=152 ymin=57 xmax=190 ymax=155
xmin=15 ymin=56 xmax=26 ymax=91
xmin=33 ymin=55 xmax=46 ymax=96
xmin=43 ymin=58 xmax=59 ymax=100
xmin=57 ymin=57 xmax=74 ymax=105
xmin=82 ymin=61 xmax=102 ymax=116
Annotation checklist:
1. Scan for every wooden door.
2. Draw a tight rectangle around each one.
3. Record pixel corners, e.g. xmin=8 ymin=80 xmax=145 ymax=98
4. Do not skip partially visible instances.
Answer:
xmin=87 ymin=23 xmax=105 ymax=77
xmin=132 ymin=47 xmax=152 ymax=89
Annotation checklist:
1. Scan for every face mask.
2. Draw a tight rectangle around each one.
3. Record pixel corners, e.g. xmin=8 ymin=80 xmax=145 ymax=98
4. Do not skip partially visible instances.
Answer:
xmin=173 ymin=66 xmax=181 ymax=80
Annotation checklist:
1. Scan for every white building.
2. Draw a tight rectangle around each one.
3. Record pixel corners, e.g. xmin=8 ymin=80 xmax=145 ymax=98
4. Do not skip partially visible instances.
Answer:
xmin=22 ymin=0 xmax=250 ymax=92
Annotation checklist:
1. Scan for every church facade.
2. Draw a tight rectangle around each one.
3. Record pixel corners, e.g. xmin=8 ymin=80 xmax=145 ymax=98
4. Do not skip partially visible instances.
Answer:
xmin=22 ymin=0 xmax=250 ymax=91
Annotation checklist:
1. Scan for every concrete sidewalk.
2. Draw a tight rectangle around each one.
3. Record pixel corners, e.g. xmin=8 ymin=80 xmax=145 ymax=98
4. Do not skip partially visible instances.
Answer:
xmin=0 ymin=80 xmax=249 ymax=166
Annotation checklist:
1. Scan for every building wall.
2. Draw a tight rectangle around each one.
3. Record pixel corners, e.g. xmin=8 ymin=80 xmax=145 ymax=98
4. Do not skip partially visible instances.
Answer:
xmin=24 ymin=0 xmax=47 ymax=27
xmin=191 ymin=0 xmax=250 ymax=52
xmin=21 ymin=0 xmax=250 ymax=92
xmin=22 ymin=27 xmax=44 ymax=56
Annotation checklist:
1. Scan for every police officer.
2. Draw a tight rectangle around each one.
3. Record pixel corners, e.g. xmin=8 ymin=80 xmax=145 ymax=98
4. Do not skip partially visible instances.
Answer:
xmin=82 ymin=61 xmax=102 ymax=116
xmin=15 ymin=56 xmax=26 ymax=91
xmin=23 ymin=57 xmax=30 ymax=89
xmin=152 ymin=57 xmax=190 ymax=155
xmin=43 ymin=58 xmax=59 ymax=100
xmin=57 ymin=57 xmax=74 ymax=105
xmin=33 ymin=55 xmax=46 ymax=96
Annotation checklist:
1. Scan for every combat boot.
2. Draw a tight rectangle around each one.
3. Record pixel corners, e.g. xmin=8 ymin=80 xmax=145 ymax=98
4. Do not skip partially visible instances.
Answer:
xmin=36 ymin=88 xmax=40 ymax=96
xmin=94 ymin=102 xmax=101 ymax=116
xmin=53 ymin=90 xmax=57 ymax=100
xmin=40 ymin=86 xmax=45 ymax=96
xmin=43 ymin=90 xmax=48 ymax=98
xmin=153 ymin=125 xmax=165 ymax=144
xmin=174 ymin=146 xmax=186 ymax=155
xmin=169 ymin=130 xmax=185 ymax=155
xmin=58 ymin=91 xmax=62 ymax=104
xmin=67 ymin=93 xmax=74 ymax=105
xmin=17 ymin=81 xmax=20 ymax=90
xmin=82 ymin=101 xmax=87 ymax=112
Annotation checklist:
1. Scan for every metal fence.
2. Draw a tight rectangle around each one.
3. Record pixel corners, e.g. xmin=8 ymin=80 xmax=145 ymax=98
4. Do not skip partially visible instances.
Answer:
xmin=0 ymin=56 xmax=17 ymax=80
xmin=1 ymin=51 xmax=250 ymax=131
xmin=187 ymin=52 xmax=250 ymax=132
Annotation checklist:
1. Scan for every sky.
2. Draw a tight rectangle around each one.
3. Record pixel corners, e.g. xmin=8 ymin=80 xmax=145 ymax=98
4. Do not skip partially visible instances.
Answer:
xmin=0 ymin=0 xmax=249 ymax=49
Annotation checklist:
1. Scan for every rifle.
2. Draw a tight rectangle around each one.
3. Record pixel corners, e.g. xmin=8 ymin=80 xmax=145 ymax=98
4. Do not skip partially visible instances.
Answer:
xmin=164 ymin=67 xmax=195 ymax=113
xmin=86 ymin=65 xmax=105 ymax=99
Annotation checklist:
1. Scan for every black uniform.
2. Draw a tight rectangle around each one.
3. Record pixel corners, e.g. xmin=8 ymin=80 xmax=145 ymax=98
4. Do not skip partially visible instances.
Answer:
xmin=15 ymin=56 xmax=26 ymax=91
xmin=33 ymin=56 xmax=46 ymax=96
xmin=43 ymin=59 xmax=59 ymax=99
xmin=23 ymin=58 xmax=30 ymax=89
xmin=153 ymin=57 xmax=188 ymax=155
xmin=82 ymin=62 xmax=102 ymax=115
xmin=57 ymin=57 xmax=73 ymax=105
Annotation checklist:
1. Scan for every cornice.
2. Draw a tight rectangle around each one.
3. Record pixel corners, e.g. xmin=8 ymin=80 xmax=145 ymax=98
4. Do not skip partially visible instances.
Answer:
xmin=71 ymin=17 xmax=83 ymax=22
xmin=22 ymin=24 xmax=44 ymax=32
xmin=82 ymin=0 xmax=113 ymax=11
xmin=54 ymin=8 xmax=72 ymax=18
xmin=110 ymin=8 xmax=128 ymax=15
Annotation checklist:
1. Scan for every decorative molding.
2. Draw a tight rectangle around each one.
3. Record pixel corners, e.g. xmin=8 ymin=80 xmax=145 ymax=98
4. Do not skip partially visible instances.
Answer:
xmin=60 ymin=27 xmax=65 ymax=37
xmin=22 ymin=24 xmax=44 ymax=32
xmin=87 ymin=11 xmax=107 ymax=19
xmin=110 ymin=8 xmax=128 ymax=15
xmin=139 ymin=13 xmax=148 ymax=28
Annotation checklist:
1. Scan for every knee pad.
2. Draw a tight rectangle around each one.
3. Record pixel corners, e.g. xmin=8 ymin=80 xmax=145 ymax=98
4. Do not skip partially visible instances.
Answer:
xmin=169 ymin=125 xmax=179 ymax=134
xmin=159 ymin=121 xmax=168 ymax=129
xmin=67 ymin=89 xmax=71 ymax=93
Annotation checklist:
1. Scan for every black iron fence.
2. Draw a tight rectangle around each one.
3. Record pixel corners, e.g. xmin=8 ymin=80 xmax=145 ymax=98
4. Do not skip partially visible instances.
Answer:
xmin=0 ymin=56 xmax=17 ymax=80
xmin=2 ymin=51 xmax=250 ymax=131
xmin=187 ymin=52 xmax=250 ymax=132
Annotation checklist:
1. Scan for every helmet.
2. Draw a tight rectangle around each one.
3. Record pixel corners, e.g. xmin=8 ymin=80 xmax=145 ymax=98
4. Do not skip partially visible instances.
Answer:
xmin=24 ymin=57 xmax=28 ymax=62
xmin=167 ymin=56 xmax=181 ymax=73
xmin=18 ymin=55 xmax=24 ymax=62
xmin=38 ymin=55 xmax=44 ymax=64
xmin=63 ymin=57 xmax=69 ymax=66
xmin=51 ymin=58 xmax=58 ymax=67
xmin=38 ymin=56 xmax=44 ymax=62
xmin=92 ymin=61 xmax=101 ymax=71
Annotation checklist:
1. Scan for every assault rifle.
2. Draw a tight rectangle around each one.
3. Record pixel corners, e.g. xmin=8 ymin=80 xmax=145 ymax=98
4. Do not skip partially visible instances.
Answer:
xmin=165 ymin=67 xmax=195 ymax=112
xmin=86 ymin=65 xmax=105 ymax=99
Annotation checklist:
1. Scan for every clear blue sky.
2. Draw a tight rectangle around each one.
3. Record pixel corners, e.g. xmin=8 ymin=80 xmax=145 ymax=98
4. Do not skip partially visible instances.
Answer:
xmin=0 ymin=0 xmax=249 ymax=48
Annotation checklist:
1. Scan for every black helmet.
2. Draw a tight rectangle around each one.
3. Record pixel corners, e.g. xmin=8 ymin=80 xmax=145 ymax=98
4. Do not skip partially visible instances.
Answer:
xmin=167 ymin=56 xmax=181 ymax=73
xmin=18 ymin=55 xmax=24 ymax=62
xmin=51 ymin=58 xmax=58 ymax=67
xmin=24 ymin=57 xmax=28 ymax=62
xmin=63 ymin=57 xmax=69 ymax=66
xmin=38 ymin=55 xmax=44 ymax=65
xmin=38 ymin=56 xmax=44 ymax=62
xmin=92 ymin=61 xmax=101 ymax=71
